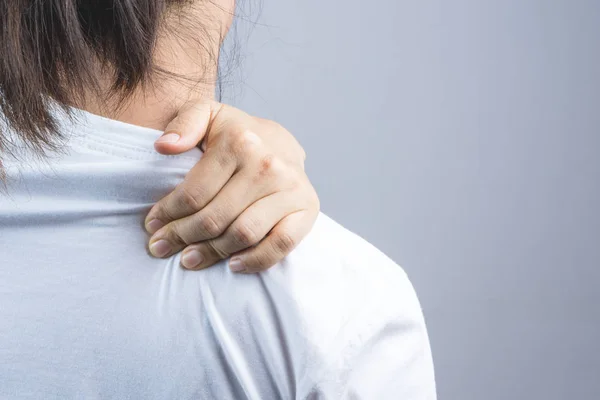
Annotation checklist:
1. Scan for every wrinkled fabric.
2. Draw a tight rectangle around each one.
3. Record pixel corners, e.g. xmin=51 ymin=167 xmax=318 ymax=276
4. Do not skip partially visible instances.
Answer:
xmin=0 ymin=108 xmax=436 ymax=399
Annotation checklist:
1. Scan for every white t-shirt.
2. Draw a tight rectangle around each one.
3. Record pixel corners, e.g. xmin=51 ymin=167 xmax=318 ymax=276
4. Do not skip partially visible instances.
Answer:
xmin=0 ymin=107 xmax=436 ymax=399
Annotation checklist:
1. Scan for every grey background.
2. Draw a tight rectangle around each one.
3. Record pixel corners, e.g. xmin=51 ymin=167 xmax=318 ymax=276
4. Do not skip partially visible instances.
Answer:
xmin=224 ymin=1 xmax=600 ymax=399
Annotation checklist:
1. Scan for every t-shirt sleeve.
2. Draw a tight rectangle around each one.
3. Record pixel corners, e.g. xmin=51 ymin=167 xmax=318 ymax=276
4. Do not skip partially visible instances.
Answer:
xmin=298 ymin=265 xmax=437 ymax=400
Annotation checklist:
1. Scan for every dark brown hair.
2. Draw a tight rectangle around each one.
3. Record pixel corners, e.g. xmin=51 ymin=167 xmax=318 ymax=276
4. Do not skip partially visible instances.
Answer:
xmin=0 ymin=0 xmax=212 ymax=179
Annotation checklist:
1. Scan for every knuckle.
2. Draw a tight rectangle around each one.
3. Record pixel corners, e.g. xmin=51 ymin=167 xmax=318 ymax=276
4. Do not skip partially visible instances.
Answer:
xmin=149 ymin=203 xmax=167 ymax=222
xmin=229 ymin=129 xmax=260 ymax=157
xmin=178 ymin=218 xmax=208 ymax=243
xmin=259 ymin=153 xmax=275 ymax=172
xmin=177 ymin=185 xmax=203 ymax=211
xmin=231 ymin=223 xmax=259 ymax=247
xmin=165 ymin=224 xmax=188 ymax=247
xmin=272 ymin=232 xmax=296 ymax=254
xmin=256 ymin=154 xmax=283 ymax=178
xmin=199 ymin=214 xmax=224 ymax=238
xmin=158 ymin=204 xmax=178 ymax=223
xmin=204 ymin=240 xmax=229 ymax=260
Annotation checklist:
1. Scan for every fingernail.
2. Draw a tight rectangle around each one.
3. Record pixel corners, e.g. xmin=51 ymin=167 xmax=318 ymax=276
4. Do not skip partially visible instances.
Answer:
xmin=229 ymin=257 xmax=246 ymax=273
xmin=146 ymin=219 xmax=165 ymax=234
xmin=181 ymin=250 xmax=204 ymax=269
xmin=149 ymin=239 xmax=172 ymax=257
xmin=155 ymin=133 xmax=180 ymax=144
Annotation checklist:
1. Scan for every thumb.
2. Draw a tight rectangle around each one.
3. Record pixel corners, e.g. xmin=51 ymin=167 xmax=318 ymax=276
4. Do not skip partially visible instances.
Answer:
xmin=153 ymin=100 xmax=221 ymax=155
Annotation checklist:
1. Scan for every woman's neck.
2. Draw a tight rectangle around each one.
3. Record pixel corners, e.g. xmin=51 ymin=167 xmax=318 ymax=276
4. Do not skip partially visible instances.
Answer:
xmin=81 ymin=1 xmax=230 ymax=131
xmin=82 ymin=78 xmax=216 ymax=132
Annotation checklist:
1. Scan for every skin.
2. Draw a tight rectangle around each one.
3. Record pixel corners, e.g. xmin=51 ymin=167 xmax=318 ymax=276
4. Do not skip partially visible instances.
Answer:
xmin=148 ymin=100 xmax=319 ymax=273
xmin=83 ymin=1 xmax=320 ymax=273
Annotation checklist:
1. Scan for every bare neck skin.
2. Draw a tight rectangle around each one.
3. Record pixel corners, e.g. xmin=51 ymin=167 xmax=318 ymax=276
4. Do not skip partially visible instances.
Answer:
xmin=82 ymin=1 xmax=233 ymax=131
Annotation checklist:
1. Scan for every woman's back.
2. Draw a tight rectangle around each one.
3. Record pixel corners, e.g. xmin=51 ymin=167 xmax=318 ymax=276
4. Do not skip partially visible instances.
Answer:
xmin=0 ymin=109 xmax=435 ymax=399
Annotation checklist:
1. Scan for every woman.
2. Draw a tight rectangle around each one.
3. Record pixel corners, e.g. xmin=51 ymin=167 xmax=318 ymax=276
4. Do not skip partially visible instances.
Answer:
xmin=0 ymin=1 xmax=436 ymax=399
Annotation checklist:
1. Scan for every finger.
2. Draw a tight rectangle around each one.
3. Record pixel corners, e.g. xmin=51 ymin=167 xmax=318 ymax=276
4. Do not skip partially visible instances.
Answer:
xmin=145 ymin=125 xmax=266 ymax=233
xmin=229 ymin=210 xmax=317 ymax=274
xmin=148 ymin=157 xmax=287 ymax=258
xmin=144 ymin=147 xmax=236 ymax=233
xmin=154 ymin=100 xmax=221 ymax=155
xmin=179 ymin=190 xmax=304 ymax=270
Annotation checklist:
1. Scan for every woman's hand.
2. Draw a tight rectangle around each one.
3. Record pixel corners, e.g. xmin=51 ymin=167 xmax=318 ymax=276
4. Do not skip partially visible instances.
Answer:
xmin=144 ymin=100 xmax=320 ymax=273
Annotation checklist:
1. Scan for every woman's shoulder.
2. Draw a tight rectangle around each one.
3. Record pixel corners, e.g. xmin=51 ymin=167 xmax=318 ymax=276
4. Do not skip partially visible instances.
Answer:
xmin=264 ymin=211 xmax=417 ymax=321
xmin=190 ymin=211 xmax=432 ymax=397
xmin=284 ymin=211 xmax=410 ymax=281
xmin=258 ymin=212 xmax=432 ymax=396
